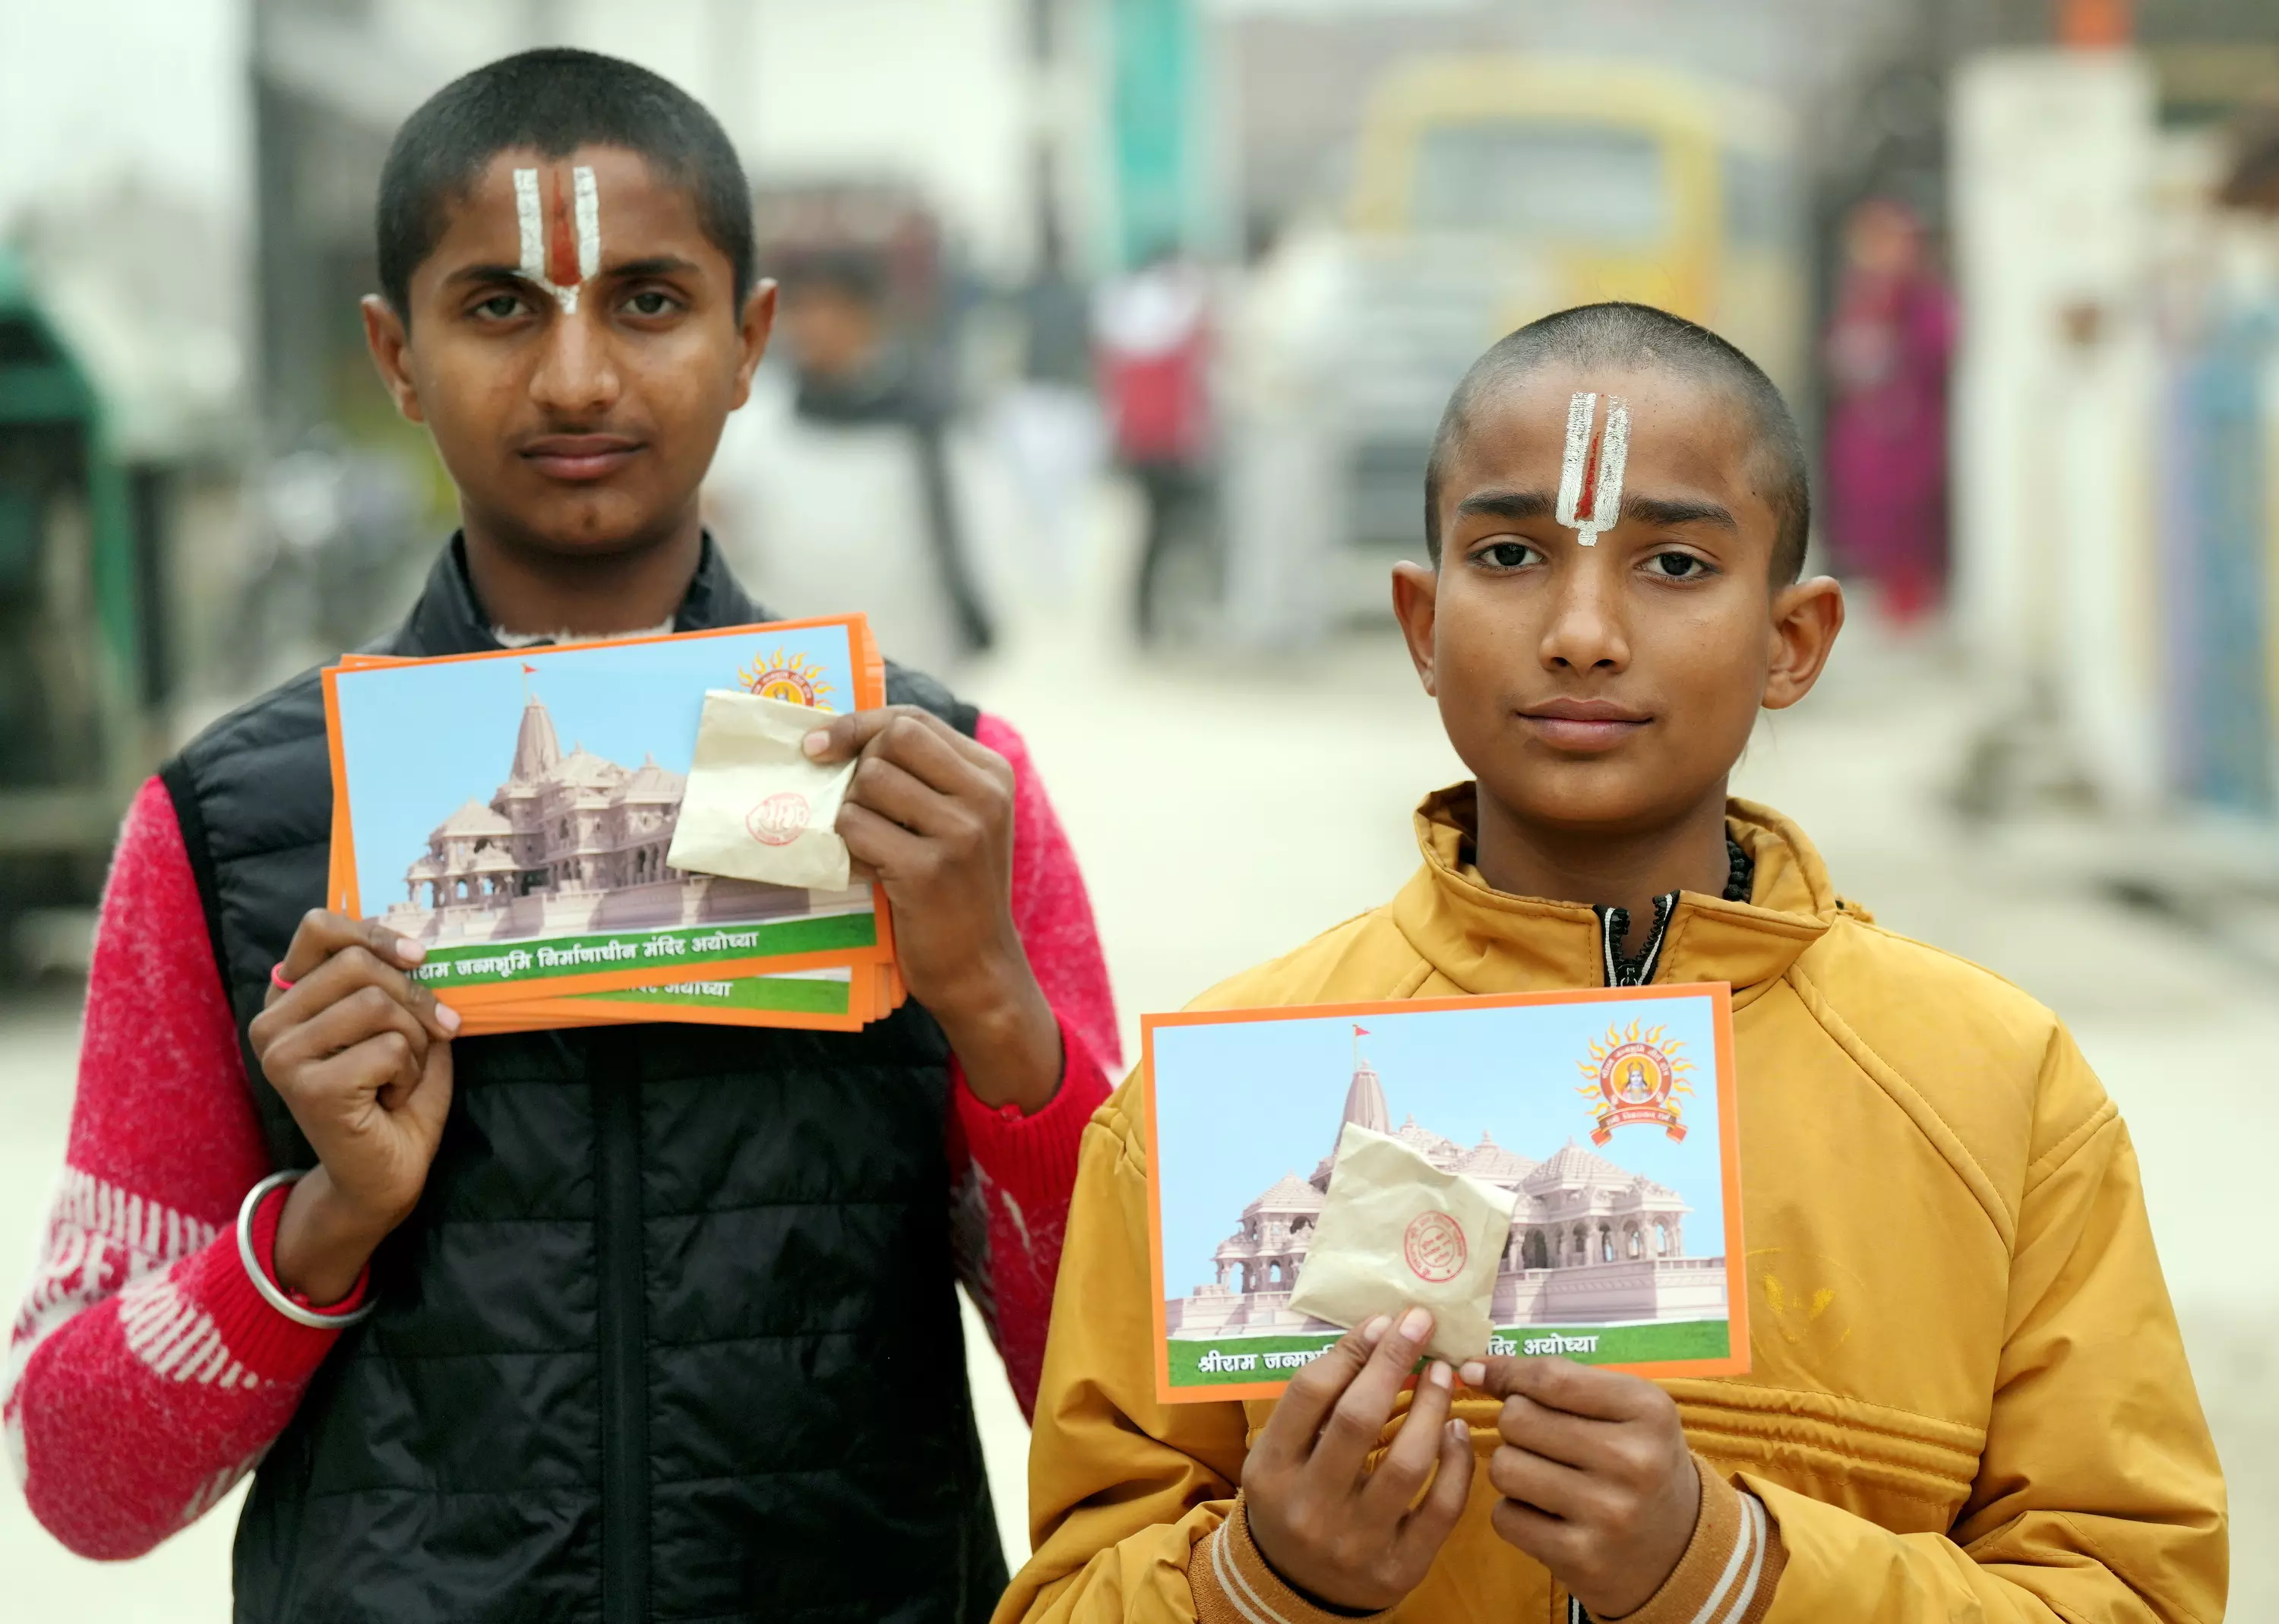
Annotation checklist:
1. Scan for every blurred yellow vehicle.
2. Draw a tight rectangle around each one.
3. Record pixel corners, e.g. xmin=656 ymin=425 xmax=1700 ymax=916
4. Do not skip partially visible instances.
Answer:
xmin=1349 ymin=55 xmax=1803 ymax=379
xmin=1220 ymin=55 xmax=1806 ymax=639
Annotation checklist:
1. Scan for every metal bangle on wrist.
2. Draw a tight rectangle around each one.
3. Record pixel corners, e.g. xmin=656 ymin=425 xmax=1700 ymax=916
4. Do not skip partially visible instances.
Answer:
xmin=235 ymin=1168 xmax=379 ymax=1329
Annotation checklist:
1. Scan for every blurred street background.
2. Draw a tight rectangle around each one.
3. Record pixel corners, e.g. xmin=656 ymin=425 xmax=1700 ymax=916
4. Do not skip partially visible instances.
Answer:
xmin=4 ymin=0 xmax=2278 ymax=1614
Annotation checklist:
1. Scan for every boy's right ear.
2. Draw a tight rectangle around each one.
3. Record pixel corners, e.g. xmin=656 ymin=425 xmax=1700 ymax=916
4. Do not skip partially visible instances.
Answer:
xmin=728 ymin=280 xmax=779 ymax=413
xmin=361 ymin=295 xmax=424 ymax=424
xmin=1391 ymin=561 xmax=1440 ymax=697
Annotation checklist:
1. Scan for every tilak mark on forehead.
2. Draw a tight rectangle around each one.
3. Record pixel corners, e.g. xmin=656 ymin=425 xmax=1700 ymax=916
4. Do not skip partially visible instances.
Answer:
xmin=1556 ymin=390 xmax=1631 ymax=545
xmin=513 ymin=165 xmax=601 ymax=314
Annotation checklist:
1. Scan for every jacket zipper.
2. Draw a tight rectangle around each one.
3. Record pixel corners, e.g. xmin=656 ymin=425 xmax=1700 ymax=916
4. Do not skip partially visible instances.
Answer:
xmin=1569 ymin=887 xmax=1679 ymax=1624
xmin=593 ymin=1054 xmax=650 ymax=1624
xmin=1595 ymin=893 xmax=1677 ymax=987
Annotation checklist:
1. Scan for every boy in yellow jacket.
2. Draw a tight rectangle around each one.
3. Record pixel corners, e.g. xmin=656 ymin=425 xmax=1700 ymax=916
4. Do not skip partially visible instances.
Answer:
xmin=997 ymin=302 xmax=2228 ymax=1624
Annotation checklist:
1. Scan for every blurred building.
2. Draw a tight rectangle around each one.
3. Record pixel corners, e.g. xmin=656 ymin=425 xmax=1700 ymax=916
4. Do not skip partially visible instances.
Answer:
xmin=1943 ymin=17 xmax=2279 ymax=867
xmin=0 ymin=0 xmax=255 ymax=927
xmin=1204 ymin=0 xmax=1900 ymax=640
xmin=248 ymin=0 xmax=1098 ymax=444
xmin=13 ymin=0 xmax=2279 ymax=846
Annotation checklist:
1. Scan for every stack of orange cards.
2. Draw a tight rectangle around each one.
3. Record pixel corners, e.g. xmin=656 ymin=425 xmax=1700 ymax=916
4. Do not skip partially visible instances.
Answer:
xmin=321 ymin=614 xmax=908 ymax=1036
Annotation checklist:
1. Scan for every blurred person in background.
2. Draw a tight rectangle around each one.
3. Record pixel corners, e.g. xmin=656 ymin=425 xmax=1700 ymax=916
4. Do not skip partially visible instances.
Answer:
xmin=2169 ymin=112 xmax=2279 ymax=811
xmin=709 ymin=250 xmax=997 ymax=672
xmin=1094 ymin=244 xmax=1215 ymax=643
xmin=1220 ymin=210 xmax=1348 ymax=651
xmin=997 ymin=215 xmax=1104 ymax=605
xmin=2221 ymin=110 xmax=2279 ymax=216
xmin=1821 ymin=197 xmax=1955 ymax=627
xmin=3 ymin=49 xmax=1121 ymax=1623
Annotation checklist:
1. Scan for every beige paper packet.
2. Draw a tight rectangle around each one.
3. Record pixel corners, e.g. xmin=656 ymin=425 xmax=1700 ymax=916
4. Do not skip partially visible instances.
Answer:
xmin=665 ymin=690 xmax=857 ymax=890
xmin=1288 ymin=1122 xmax=1518 ymax=1364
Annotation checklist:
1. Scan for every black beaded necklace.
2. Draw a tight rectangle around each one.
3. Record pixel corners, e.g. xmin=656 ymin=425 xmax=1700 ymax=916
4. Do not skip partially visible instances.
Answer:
xmin=1601 ymin=835 xmax=1755 ymax=987
xmin=1722 ymin=835 xmax=1755 ymax=902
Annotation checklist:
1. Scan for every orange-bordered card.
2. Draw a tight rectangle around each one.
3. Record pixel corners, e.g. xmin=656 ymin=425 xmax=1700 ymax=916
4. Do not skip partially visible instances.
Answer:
xmin=1142 ymin=984 xmax=1748 ymax=1405
xmin=326 ymin=649 xmax=887 ymax=1033
xmin=460 ymin=962 xmax=888 ymax=1035
xmin=329 ymin=724 xmax=890 ymax=1035
xmin=323 ymin=615 xmax=893 ymax=1009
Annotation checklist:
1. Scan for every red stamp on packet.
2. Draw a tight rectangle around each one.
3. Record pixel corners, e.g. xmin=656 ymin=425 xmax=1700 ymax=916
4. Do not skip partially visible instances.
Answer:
xmin=746 ymin=791 xmax=811 ymax=847
xmin=1402 ymin=1210 xmax=1467 ymax=1284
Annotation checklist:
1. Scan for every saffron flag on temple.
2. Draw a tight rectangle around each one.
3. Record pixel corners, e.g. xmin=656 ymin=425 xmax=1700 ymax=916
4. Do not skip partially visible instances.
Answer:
xmin=1141 ymin=985 xmax=1747 ymax=1403
xmin=320 ymin=615 xmax=906 ymax=1034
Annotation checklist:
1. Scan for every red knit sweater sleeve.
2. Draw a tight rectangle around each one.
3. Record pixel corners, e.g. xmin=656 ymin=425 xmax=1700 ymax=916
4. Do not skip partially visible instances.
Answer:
xmin=11 ymin=741 xmax=1114 ymax=1550
xmin=945 ymin=715 xmax=1118 ymax=1420
xmin=4 ymin=778 xmax=359 ymax=1559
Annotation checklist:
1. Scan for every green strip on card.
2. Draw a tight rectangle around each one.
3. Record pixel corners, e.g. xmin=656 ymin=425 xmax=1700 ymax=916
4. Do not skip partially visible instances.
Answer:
xmin=1167 ymin=1319 xmax=1731 ymax=1389
xmin=411 ymin=912 xmax=877 ymax=989
xmin=571 ymin=975 xmax=853 ymax=1014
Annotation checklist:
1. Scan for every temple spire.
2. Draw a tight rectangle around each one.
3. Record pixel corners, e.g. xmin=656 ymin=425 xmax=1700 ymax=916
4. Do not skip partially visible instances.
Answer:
xmin=1339 ymin=1025 xmax=1389 ymax=1136
xmin=1311 ymin=1025 xmax=1392 ymax=1192
xmin=508 ymin=687 xmax=561 ymax=782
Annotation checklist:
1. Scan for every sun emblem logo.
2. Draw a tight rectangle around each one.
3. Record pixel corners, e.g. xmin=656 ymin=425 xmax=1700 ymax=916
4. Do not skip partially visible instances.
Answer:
xmin=1576 ymin=1020 xmax=1694 ymax=1145
xmin=739 ymin=648 xmax=836 ymax=710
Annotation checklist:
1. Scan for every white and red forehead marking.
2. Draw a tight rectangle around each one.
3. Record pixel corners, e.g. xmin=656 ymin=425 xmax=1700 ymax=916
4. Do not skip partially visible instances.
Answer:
xmin=1555 ymin=391 xmax=1631 ymax=545
xmin=513 ymin=165 xmax=601 ymax=314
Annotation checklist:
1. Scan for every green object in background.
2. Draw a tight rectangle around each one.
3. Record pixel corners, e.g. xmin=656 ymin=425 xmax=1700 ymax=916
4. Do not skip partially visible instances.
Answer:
xmin=0 ymin=247 xmax=150 ymax=897
xmin=0 ymin=251 xmax=137 ymax=694
xmin=1108 ymin=0 xmax=1203 ymax=265
xmin=0 ymin=488 xmax=41 ymax=585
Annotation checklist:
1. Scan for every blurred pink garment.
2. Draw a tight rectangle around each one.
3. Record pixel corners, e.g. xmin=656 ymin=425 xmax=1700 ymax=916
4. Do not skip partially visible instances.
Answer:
xmin=1095 ymin=260 xmax=1212 ymax=467
xmin=1823 ymin=261 xmax=1956 ymax=623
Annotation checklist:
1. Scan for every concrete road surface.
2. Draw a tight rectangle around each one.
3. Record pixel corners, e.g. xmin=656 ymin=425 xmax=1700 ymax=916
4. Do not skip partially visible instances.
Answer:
xmin=2 ymin=609 xmax=2265 ymax=1617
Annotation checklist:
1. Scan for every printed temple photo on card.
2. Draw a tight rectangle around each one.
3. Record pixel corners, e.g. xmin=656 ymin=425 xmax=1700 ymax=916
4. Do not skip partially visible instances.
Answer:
xmin=1144 ymin=985 xmax=1748 ymax=1402
xmin=323 ymin=618 xmax=892 ymax=1006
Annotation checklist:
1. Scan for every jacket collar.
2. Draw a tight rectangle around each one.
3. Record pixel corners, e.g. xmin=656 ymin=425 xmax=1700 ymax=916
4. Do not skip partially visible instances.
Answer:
xmin=385 ymin=532 xmax=763 ymax=659
xmin=1387 ymin=785 xmax=1837 ymax=1003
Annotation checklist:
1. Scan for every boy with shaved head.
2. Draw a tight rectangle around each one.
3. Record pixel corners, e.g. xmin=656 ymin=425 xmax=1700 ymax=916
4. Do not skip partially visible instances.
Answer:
xmin=5 ymin=49 xmax=1121 ymax=1622
xmin=999 ymin=303 xmax=2226 ymax=1624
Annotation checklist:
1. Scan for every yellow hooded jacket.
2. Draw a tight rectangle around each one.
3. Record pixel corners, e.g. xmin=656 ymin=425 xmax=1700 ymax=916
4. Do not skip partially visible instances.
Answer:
xmin=997 ymin=793 xmax=2227 ymax=1624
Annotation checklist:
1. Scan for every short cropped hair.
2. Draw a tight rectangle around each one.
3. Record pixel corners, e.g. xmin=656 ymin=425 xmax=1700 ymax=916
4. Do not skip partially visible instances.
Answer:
xmin=376 ymin=47 xmax=755 ymax=321
xmin=1424 ymin=302 xmax=1810 ymax=583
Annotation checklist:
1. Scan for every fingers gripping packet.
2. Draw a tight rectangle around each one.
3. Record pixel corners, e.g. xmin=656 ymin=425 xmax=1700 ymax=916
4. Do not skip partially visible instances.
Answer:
xmin=666 ymin=690 xmax=857 ymax=891
xmin=1288 ymin=1123 xmax=1518 ymax=1364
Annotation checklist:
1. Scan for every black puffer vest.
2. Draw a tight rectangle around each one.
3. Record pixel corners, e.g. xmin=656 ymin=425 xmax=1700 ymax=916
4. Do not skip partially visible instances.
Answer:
xmin=160 ymin=541 xmax=1006 ymax=1623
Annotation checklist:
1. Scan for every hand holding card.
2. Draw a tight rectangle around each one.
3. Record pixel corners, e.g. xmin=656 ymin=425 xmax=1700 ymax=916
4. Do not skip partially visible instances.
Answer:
xmin=802 ymin=704 xmax=1064 ymax=1114
xmin=1471 ymin=1354 xmax=1702 ymax=1619
xmin=1239 ymin=1309 xmax=1474 ymax=1613
xmin=250 ymin=912 xmax=460 ymax=1303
